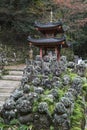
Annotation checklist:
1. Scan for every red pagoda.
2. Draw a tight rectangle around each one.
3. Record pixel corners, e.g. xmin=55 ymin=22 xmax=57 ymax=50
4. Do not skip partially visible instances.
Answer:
xmin=28 ymin=18 xmax=68 ymax=60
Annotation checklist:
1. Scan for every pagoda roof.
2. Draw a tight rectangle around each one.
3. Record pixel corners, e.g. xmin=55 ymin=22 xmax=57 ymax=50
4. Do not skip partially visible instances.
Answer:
xmin=35 ymin=21 xmax=62 ymax=28
xmin=34 ymin=21 xmax=64 ymax=34
xmin=28 ymin=36 xmax=68 ymax=48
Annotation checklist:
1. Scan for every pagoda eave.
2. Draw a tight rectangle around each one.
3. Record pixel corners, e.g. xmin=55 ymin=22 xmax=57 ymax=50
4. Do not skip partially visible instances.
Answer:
xmin=31 ymin=44 xmax=68 ymax=48
xmin=35 ymin=21 xmax=64 ymax=35
xmin=28 ymin=37 xmax=68 ymax=48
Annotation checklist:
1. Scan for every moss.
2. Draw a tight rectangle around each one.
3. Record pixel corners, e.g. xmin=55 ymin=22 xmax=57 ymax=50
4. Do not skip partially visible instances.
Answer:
xmin=42 ymin=97 xmax=55 ymax=114
xmin=82 ymin=77 xmax=87 ymax=84
xmin=69 ymin=72 xmax=78 ymax=80
xmin=38 ymin=74 xmax=43 ymax=80
xmin=42 ymin=97 xmax=53 ymax=104
xmin=2 ymin=69 xmax=9 ymax=75
xmin=49 ymin=104 xmax=55 ymax=115
xmin=71 ymin=127 xmax=81 ymax=130
xmin=82 ymin=83 xmax=87 ymax=100
xmin=0 ymin=117 xmax=34 ymax=129
xmin=33 ymin=101 xmax=39 ymax=112
xmin=48 ymin=74 xmax=53 ymax=80
xmin=50 ymin=125 xmax=54 ymax=130
xmin=62 ymin=85 xmax=70 ymax=92
xmin=29 ymin=85 xmax=34 ymax=92
xmin=82 ymin=83 xmax=87 ymax=92
xmin=44 ymin=89 xmax=50 ymax=95
xmin=58 ymin=89 xmax=65 ymax=100
xmin=0 ymin=117 xmax=9 ymax=129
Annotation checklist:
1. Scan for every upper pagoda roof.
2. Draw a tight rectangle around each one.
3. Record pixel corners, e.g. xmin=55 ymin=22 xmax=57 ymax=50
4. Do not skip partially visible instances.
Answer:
xmin=28 ymin=36 xmax=68 ymax=48
xmin=35 ymin=21 xmax=62 ymax=28
xmin=34 ymin=21 xmax=64 ymax=34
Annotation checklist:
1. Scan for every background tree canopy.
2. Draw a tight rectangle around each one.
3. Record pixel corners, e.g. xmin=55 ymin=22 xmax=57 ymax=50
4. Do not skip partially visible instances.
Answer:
xmin=0 ymin=0 xmax=87 ymax=58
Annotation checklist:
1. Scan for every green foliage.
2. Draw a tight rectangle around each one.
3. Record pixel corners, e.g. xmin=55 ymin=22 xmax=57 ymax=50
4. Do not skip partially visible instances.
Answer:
xmin=61 ymin=48 xmax=74 ymax=61
xmin=2 ymin=69 xmax=9 ymax=75
xmin=0 ymin=0 xmax=87 ymax=58
xmin=50 ymin=125 xmax=54 ymax=130
xmin=71 ymin=127 xmax=81 ymax=130
xmin=0 ymin=118 xmax=33 ymax=130
xmin=82 ymin=83 xmax=87 ymax=99
xmin=37 ymin=74 xmax=43 ymax=79
xmin=82 ymin=83 xmax=87 ymax=92
xmin=68 ymin=72 xmax=78 ymax=80
xmin=17 ymin=124 xmax=31 ymax=130
xmin=48 ymin=74 xmax=53 ymax=80
xmin=0 ymin=117 xmax=7 ymax=129
xmin=85 ymin=68 xmax=87 ymax=78
xmin=42 ymin=97 xmax=53 ymax=104
xmin=9 ymin=119 xmax=20 ymax=126
xmin=70 ymin=97 xmax=85 ymax=129
xmin=49 ymin=104 xmax=55 ymax=114
xmin=33 ymin=100 xmax=39 ymax=112
xmin=58 ymin=89 xmax=65 ymax=99
xmin=82 ymin=77 xmax=87 ymax=84
xmin=41 ymin=95 xmax=55 ymax=114
xmin=44 ymin=89 xmax=50 ymax=95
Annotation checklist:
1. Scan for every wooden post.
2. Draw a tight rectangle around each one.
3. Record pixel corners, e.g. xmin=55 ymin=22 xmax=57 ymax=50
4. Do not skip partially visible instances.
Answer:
xmin=55 ymin=47 xmax=60 ymax=61
xmin=40 ymin=47 xmax=43 ymax=58
xmin=44 ymin=48 xmax=47 ymax=55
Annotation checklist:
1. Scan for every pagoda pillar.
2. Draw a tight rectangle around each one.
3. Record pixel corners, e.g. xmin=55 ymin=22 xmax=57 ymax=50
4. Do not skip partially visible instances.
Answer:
xmin=40 ymin=47 xmax=43 ymax=58
xmin=57 ymin=48 xmax=60 ymax=61
xmin=55 ymin=47 xmax=60 ymax=61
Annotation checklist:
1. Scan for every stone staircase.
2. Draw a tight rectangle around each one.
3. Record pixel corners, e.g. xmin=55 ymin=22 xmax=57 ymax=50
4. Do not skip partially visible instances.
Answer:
xmin=0 ymin=65 xmax=25 ymax=111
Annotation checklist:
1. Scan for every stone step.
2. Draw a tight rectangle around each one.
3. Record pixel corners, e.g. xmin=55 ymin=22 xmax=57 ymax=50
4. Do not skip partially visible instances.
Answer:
xmin=0 ymin=101 xmax=4 ymax=106
xmin=0 ymin=102 xmax=4 ymax=107
xmin=6 ymin=69 xmax=24 ymax=71
xmin=9 ymin=71 xmax=23 ymax=76
xmin=0 ymin=93 xmax=11 ymax=97
xmin=0 ymin=86 xmax=16 ymax=89
xmin=0 ymin=88 xmax=14 ymax=93
xmin=0 ymin=101 xmax=4 ymax=110
xmin=5 ymin=64 xmax=26 ymax=71
xmin=2 ymin=75 xmax=22 ymax=81
xmin=0 ymin=80 xmax=20 ymax=88
xmin=0 ymin=95 xmax=10 ymax=101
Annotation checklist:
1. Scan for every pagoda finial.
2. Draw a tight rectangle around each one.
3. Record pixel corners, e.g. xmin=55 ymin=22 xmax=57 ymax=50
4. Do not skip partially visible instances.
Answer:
xmin=50 ymin=8 xmax=53 ymax=23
